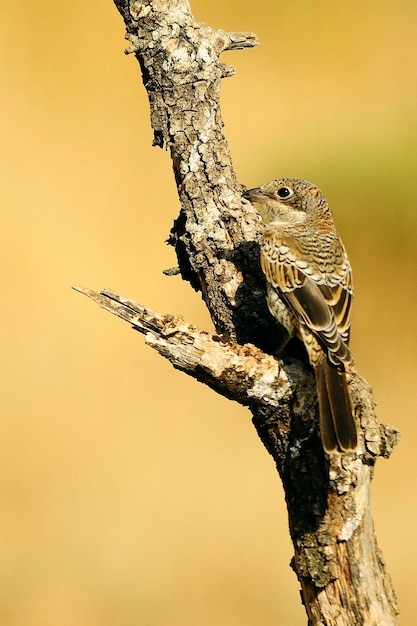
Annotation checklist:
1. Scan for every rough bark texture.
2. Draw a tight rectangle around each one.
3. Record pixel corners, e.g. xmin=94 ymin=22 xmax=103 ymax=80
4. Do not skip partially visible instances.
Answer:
xmin=76 ymin=1 xmax=400 ymax=623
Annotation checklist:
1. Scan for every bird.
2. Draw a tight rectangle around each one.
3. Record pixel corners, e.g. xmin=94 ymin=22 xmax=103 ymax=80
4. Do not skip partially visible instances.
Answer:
xmin=243 ymin=177 xmax=358 ymax=453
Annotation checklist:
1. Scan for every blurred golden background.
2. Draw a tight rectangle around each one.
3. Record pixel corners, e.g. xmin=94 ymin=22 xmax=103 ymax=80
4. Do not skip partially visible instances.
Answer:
xmin=1 ymin=1 xmax=416 ymax=624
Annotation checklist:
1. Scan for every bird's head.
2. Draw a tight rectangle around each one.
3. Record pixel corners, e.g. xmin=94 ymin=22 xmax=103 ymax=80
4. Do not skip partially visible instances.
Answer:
xmin=243 ymin=177 xmax=332 ymax=228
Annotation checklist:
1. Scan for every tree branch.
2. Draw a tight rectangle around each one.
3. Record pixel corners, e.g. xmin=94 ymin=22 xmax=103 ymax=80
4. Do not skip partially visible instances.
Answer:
xmin=73 ymin=286 xmax=298 ymax=409
xmin=75 ymin=2 xmax=401 ymax=623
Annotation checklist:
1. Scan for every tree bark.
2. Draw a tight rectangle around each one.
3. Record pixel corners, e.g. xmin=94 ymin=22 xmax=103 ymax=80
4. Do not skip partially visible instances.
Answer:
xmin=76 ymin=1 xmax=400 ymax=623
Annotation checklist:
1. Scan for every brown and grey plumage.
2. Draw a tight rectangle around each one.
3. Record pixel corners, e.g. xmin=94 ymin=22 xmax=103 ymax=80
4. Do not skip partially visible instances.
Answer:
xmin=243 ymin=177 xmax=357 ymax=453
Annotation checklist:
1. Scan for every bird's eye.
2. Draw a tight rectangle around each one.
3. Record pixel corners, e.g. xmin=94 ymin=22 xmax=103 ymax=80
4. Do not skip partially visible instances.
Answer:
xmin=277 ymin=186 xmax=293 ymax=199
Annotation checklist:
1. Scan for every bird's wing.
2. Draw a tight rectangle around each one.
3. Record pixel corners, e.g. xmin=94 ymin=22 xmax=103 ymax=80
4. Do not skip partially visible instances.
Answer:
xmin=261 ymin=229 xmax=353 ymax=363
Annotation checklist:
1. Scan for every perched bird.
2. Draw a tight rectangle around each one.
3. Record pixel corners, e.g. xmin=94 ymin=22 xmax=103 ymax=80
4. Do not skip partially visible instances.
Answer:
xmin=243 ymin=178 xmax=357 ymax=453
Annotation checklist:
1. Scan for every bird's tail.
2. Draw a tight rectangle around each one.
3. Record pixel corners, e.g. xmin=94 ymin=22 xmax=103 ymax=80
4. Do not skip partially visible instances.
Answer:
xmin=315 ymin=358 xmax=358 ymax=453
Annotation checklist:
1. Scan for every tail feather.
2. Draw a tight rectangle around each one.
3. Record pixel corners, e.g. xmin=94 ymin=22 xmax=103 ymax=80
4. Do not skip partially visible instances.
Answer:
xmin=315 ymin=359 xmax=357 ymax=453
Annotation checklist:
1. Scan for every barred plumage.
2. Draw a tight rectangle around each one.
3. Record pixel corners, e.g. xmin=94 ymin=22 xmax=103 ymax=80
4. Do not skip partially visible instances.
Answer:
xmin=243 ymin=178 xmax=357 ymax=453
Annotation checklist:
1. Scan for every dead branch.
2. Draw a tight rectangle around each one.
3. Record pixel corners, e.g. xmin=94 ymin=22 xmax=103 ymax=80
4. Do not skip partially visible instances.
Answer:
xmin=75 ymin=2 xmax=400 ymax=623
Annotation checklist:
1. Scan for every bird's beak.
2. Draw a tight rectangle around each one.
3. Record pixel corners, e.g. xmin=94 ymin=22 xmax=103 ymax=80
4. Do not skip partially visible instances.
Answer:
xmin=242 ymin=187 xmax=270 ymax=203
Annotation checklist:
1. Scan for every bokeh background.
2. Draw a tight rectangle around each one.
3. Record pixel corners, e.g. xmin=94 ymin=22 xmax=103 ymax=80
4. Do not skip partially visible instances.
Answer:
xmin=2 ymin=1 xmax=417 ymax=624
